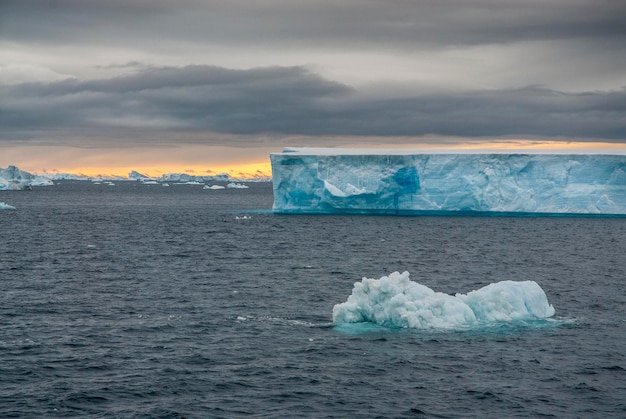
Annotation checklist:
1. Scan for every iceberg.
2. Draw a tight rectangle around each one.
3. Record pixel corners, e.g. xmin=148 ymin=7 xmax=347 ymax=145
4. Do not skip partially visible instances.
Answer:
xmin=159 ymin=172 xmax=231 ymax=183
xmin=129 ymin=170 xmax=152 ymax=181
xmin=270 ymin=148 xmax=626 ymax=215
xmin=0 ymin=202 xmax=16 ymax=210
xmin=226 ymin=182 xmax=249 ymax=189
xmin=0 ymin=165 xmax=53 ymax=190
xmin=332 ymin=271 xmax=555 ymax=330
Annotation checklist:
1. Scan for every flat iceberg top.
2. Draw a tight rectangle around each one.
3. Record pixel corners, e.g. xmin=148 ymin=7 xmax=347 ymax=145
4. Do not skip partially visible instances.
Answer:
xmin=275 ymin=147 xmax=626 ymax=156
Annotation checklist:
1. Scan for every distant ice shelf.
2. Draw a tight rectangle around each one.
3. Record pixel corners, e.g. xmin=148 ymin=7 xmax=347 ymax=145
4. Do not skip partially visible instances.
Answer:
xmin=270 ymin=148 xmax=626 ymax=215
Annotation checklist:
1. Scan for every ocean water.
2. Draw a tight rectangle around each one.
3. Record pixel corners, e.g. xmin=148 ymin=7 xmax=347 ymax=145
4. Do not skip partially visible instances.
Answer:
xmin=1 ymin=181 xmax=625 ymax=418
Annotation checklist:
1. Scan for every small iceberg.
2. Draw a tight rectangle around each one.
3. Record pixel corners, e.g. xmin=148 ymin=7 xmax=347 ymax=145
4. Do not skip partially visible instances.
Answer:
xmin=0 ymin=202 xmax=16 ymax=210
xmin=235 ymin=215 xmax=252 ymax=220
xmin=333 ymin=271 xmax=555 ymax=330
xmin=226 ymin=182 xmax=249 ymax=189
xmin=204 ymin=184 xmax=225 ymax=190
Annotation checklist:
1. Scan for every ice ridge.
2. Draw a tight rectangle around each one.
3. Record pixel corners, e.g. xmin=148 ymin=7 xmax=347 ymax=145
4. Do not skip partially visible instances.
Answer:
xmin=270 ymin=148 xmax=626 ymax=215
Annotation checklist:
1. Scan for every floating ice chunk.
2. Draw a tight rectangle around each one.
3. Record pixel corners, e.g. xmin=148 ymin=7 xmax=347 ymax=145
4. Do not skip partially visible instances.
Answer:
xmin=227 ymin=182 xmax=249 ymax=189
xmin=332 ymin=271 xmax=555 ymax=329
xmin=0 ymin=202 xmax=16 ymax=210
xmin=204 ymin=184 xmax=225 ymax=190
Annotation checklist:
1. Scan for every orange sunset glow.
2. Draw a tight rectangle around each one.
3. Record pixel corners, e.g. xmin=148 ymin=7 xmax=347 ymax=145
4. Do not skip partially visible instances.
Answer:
xmin=3 ymin=140 xmax=626 ymax=179
xmin=2 ymin=140 xmax=625 ymax=180
xmin=54 ymin=161 xmax=274 ymax=179
xmin=0 ymin=144 xmax=275 ymax=178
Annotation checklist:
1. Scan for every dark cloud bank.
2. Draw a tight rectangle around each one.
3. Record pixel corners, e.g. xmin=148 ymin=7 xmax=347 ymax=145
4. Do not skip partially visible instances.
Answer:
xmin=2 ymin=0 xmax=625 ymax=49
xmin=1 ymin=65 xmax=625 ymax=143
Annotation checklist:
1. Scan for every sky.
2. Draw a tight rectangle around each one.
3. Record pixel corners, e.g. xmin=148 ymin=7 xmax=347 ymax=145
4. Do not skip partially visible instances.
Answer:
xmin=1 ymin=0 xmax=625 ymax=177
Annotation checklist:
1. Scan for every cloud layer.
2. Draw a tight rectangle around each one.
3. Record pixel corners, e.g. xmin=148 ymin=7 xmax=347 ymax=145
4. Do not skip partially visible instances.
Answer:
xmin=1 ymin=0 xmax=625 ymax=151
xmin=2 ymin=65 xmax=625 ymax=142
xmin=3 ymin=1 xmax=625 ymax=48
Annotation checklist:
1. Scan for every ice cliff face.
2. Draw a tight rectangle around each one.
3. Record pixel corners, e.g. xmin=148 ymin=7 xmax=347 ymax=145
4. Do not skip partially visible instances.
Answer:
xmin=270 ymin=148 xmax=626 ymax=215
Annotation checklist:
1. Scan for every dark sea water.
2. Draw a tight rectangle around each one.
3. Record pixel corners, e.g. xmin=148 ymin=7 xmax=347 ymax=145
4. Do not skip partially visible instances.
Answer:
xmin=1 ymin=181 xmax=625 ymax=418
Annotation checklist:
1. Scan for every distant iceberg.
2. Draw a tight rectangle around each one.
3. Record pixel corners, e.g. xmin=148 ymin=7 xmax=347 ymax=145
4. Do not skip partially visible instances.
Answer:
xmin=226 ymin=182 xmax=249 ymax=189
xmin=45 ymin=169 xmax=270 ymax=184
xmin=128 ymin=170 xmax=151 ymax=181
xmin=0 ymin=165 xmax=53 ymax=190
xmin=332 ymin=271 xmax=555 ymax=330
xmin=159 ymin=172 xmax=231 ymax=183
xmin=271 ymin=148 xmax=626 ymax=215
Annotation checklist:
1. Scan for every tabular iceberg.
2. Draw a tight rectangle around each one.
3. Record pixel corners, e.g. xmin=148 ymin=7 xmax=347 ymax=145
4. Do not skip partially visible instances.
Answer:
xmin=270 ymin=148 xmax=626 ymax=215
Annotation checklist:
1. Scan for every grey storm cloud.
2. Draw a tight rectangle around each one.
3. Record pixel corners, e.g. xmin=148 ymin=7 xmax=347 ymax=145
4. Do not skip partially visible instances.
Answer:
xmin=2 ymin=65 xmax=625 ymax=141
xmin=2 ymin=0 xmax=625 ymax=49
xmin=2 ymin=1 xmax=625 ymax=146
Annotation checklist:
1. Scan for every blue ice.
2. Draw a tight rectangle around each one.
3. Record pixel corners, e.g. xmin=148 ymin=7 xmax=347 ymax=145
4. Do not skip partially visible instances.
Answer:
xmin=271 ymin=148 xmax=626 ymax=215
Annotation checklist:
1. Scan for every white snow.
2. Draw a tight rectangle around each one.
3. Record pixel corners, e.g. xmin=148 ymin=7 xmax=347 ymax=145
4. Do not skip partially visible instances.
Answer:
xmin=332 ymin=271 xmax=555 ymax=329
xmin=271 ymin=148 xmax=626 ymax=215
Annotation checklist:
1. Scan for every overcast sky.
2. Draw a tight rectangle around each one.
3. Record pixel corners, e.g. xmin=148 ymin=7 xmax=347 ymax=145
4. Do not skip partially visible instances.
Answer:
xmin=1 ymin=0 xmax=625 ymax=174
